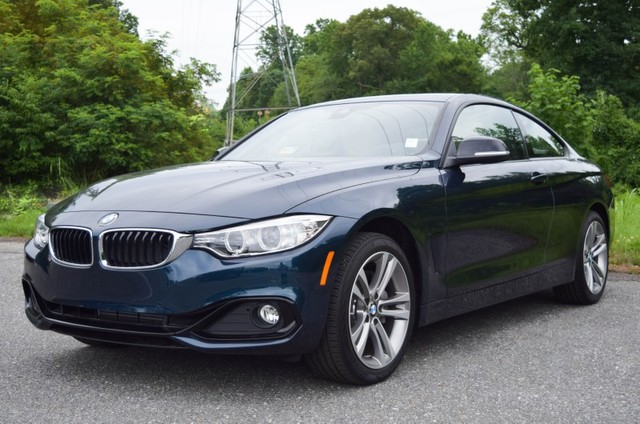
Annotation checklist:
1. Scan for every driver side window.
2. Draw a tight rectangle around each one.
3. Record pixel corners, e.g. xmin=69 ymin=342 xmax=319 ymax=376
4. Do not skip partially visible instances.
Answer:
xmin=451 ymin=105 xmax=526 ymax=160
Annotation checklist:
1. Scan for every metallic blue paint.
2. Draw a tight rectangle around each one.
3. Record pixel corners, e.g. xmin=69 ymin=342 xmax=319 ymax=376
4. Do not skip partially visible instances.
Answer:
xmin=22 ymin=93 xmax=613 ymax=357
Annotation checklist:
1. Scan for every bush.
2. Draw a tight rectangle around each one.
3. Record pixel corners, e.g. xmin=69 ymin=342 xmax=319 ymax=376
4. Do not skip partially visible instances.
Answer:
xmin=0 ymin=185 xmax=47 ymax=215
xmin=590 ymin=93 xmax=640 ymax=188
xmin=0 ymin=0 xmax=220 ymax=189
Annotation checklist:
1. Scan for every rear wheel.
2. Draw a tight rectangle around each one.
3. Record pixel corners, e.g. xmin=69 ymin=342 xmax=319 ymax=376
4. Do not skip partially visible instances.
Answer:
xmin=554 ymin=211 xmax=608 ymax=304
xmin=307 ymin=233 xmax=415 ymax=385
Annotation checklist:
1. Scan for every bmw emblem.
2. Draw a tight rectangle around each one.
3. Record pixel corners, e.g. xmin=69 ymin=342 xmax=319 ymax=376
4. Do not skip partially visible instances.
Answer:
xmin=98 ymin=213 xmax=119 ymax=226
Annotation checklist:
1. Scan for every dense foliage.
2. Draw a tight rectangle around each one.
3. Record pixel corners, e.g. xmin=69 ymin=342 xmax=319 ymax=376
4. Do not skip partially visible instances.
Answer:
xmin=0 ymin=0 xmax=223 ymax=188
xmin=1 ymin=1 xmax=639 ymax=191
xmin=482 ymin=0 xmax=640 ymax=108
xmin=247 ymin=6 xmax=487 ymax=108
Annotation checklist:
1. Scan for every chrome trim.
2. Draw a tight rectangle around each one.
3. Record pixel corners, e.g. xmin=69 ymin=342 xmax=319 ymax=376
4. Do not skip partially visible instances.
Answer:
xmin=98 ymin=228 xmax=193 ymax=270
xmin=474 ymin=151 xmax=510 ymax=157
xmin=48 ymin=226 xmax=94 ymax=268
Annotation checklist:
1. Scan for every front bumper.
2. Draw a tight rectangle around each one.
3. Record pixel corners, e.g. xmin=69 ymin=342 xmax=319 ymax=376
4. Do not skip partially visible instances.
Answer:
xmin=22 ymin=217 xmax=354 ymax=355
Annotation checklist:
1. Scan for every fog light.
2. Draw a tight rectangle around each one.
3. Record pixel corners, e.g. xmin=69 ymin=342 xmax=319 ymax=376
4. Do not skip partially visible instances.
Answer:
xmin=258 ymin=304 xmax=280 ymax=327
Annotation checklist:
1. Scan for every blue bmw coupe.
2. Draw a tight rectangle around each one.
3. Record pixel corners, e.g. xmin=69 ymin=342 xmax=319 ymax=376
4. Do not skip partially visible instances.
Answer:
xmin=23 ymin=94 xmax=613 ymax=385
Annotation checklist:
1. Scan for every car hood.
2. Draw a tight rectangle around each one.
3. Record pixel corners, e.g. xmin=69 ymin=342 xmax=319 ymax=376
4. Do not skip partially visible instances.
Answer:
xmin=49 ymin=158 xmax=425 ymax=220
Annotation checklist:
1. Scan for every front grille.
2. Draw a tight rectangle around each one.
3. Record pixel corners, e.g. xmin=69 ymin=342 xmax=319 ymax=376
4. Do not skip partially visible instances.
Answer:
xmin=49 ymin=227 xmax=93 ymax=266
xmin=101 ymin=230 xmax=174 ymax=268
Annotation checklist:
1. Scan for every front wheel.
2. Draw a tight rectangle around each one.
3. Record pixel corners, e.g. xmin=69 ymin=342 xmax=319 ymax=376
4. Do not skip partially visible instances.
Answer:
xmin=306 ymin=233 xmax=415 ymax=385
xmin=554 ymin=211 xmax=609 ymax=304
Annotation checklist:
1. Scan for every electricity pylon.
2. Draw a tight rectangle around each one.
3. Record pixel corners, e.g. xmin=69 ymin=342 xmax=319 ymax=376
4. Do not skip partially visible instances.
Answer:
xmin=225 ymin=0 xmax=301 ymax=145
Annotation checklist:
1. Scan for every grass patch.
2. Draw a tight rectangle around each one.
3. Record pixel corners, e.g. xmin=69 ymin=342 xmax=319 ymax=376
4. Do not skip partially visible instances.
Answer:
xmin=610 ymin=189 xmax=640 ymax=268
xmin=0 ymin=185 xmax=48 ymax=238
xmin=0 ymin=209 xmax=43 ymax=238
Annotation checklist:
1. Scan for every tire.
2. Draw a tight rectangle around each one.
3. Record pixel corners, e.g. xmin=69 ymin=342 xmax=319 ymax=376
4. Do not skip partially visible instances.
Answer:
xmin=306 ymin=232 xmax=415 ymax=385
xmin=73 ymin=337 xmax=125 ymax=348
xmin=554 ymin=211 xmax=609 ymax=304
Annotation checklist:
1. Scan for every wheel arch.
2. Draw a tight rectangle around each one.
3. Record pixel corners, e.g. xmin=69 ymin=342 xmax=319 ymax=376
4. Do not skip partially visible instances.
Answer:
xmin=356 ymin=216 xmax=425 ymax=326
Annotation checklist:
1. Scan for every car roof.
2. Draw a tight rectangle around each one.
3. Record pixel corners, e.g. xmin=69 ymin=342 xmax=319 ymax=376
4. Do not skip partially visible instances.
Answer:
xmin=298 ymin=93 xmax=510 ymax=110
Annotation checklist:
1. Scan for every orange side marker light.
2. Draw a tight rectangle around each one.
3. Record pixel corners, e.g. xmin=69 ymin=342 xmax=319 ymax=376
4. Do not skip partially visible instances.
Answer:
xmin=320 ymin=251 xmax=335 ymax=286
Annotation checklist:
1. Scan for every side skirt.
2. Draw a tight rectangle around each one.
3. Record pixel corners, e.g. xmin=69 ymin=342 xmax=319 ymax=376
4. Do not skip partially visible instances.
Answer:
xmin=419 ymin=257 xmax=575 ymax=326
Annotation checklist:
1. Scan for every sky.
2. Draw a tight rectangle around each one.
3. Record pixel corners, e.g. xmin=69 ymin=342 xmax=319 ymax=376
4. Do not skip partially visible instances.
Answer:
xmin=119 ymin=0 xmax=495 ymax=106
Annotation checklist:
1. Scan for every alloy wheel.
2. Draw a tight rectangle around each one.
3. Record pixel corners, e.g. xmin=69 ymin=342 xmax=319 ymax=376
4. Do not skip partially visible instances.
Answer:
xmin=583 ymin=220 xmax=608 ymax=295
xmin=348 ymin=251 xmax=411 ymax=369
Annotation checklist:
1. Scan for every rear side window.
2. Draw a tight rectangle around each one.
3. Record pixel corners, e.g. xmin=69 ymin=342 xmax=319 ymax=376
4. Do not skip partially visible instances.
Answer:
xmin=451 ymin=105 xmax=526 ymax=160
xmin=515 ymin=113 xmax=565 ymax=158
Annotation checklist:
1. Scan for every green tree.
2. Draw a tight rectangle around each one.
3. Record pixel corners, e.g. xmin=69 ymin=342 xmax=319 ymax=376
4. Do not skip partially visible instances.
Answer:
xmin=0 ymin=0 xmax=220 ymax=187
xmin=291 ymin=6 xmax=487 ymax=101
xmin=226 ymin=7 xmax=487 ymax=114
xmin=293 ymin=19 xmax=345 ymax=103
xmin=589 ymin=93 xmax=640 ymax=188
xmin=392 ymin=25 xmax=486 ymax=94
xmin=481 ymin=0 xmax=640 ymax=107
xmin=88 ymin=0 xmax=139 ymax=35
xmin=330 ymin=5 xmax=423 ymax=95
xmin=510 ymin=64 xmax=593 ymax=155
xmin=483 ymin=59 xmax=532 ymax=102
xmin=257 ymin=25 xmax=302 ymax=68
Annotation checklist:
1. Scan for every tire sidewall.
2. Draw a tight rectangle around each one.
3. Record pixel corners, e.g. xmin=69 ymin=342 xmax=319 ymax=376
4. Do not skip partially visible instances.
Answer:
xmin=332 ymin=233 xmax=416 ymax=384
xmin=575 ymin=212 xmax=608 ymax=303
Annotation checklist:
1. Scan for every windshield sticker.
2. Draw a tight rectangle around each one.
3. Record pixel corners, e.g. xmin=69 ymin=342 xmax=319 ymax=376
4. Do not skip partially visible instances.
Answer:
xmin=279 ymin=146 xmax=299 ymax=155
xmin=405 ymin=138 xmax=419 ymax=148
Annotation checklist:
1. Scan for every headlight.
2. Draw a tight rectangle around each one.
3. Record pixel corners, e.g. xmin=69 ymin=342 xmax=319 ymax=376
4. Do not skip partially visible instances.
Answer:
xmin=33 ymin=214 xmax=49 ymax=250
xmin=192 ymin=215 xmax=332 ymax=258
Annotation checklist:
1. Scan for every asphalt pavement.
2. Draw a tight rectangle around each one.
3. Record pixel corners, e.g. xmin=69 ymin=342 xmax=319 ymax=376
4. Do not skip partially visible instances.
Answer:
xmin=1 ymin=240 xmax=638 ymax=423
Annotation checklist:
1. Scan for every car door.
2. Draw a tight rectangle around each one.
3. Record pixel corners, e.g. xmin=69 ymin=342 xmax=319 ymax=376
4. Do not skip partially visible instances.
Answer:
xmin=442 ymin=104 xmax=555 ymax=294
xmin=513 ymin=111 xmax=586 ymax=272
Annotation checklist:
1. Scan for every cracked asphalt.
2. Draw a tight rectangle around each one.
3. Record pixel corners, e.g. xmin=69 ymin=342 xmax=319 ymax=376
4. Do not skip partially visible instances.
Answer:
xmin=1 ymin=240 xmax=638 ymax=423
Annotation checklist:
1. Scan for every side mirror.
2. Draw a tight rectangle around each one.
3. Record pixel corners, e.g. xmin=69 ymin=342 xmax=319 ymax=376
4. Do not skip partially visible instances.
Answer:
xmin=445 ymin=136 xmax=510 ymax=167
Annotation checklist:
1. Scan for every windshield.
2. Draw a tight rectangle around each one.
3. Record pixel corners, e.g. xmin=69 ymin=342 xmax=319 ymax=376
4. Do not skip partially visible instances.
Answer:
xmin=222 ymin=101 xmax=442 ymax=161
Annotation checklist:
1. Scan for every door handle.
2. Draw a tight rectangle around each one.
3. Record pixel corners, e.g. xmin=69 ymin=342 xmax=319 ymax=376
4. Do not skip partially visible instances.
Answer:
xmin=530 ymin=171 xmax=548 ymax=184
